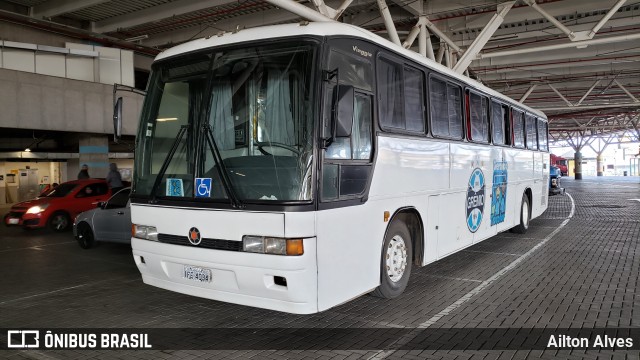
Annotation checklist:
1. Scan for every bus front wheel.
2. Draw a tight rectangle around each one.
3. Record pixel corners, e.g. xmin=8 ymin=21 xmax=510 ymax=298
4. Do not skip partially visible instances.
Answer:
xmin=511 ymin=194 xmax=530 ymax=234
xmin=371 ymin=220 xmax=413 ymax=299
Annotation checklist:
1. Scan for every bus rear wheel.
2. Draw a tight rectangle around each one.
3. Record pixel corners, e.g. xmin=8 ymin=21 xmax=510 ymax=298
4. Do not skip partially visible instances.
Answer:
xmin=511 ymin=194 xmax=530 ymax=234
xmin=371 ymin=220 xmax=413 ymax=299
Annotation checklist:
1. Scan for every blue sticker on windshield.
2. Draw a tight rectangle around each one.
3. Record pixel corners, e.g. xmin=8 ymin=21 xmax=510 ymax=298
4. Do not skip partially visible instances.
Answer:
xmin=195 ymin=178 xmax=212 ymax=198
xmin=166 ymin=178 xmax=184 ymax=197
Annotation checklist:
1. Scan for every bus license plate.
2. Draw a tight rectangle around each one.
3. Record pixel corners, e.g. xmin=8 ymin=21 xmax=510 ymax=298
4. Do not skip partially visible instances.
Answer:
xmin=183 ymin=265 xmax=212 ymax=283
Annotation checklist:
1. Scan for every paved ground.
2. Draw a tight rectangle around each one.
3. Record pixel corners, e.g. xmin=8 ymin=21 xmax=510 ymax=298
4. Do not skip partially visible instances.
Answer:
xmin=0 ymin=176 xmax=639 ymax=359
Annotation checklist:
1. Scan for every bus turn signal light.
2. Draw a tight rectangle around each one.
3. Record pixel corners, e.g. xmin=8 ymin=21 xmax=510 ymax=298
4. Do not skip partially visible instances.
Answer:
xmin=286 ymin=239 xmax=304 ymax=256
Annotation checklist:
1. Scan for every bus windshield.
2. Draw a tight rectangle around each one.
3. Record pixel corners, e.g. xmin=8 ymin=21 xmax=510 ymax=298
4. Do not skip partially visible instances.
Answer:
xmin=133 ymin=42 xmax=316 ymax=203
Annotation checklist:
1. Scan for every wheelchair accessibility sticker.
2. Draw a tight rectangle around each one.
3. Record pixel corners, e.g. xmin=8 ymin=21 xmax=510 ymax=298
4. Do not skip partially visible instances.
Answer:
xmin=196 ymin=178 xmax=212 ymax=198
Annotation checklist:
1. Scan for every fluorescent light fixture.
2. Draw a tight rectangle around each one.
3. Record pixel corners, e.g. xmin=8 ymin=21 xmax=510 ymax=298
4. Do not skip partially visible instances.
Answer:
xmin=125 ymin=35 xmax=149 ymax=42
xmin=156 ymin=117 xmax=178 ymax=122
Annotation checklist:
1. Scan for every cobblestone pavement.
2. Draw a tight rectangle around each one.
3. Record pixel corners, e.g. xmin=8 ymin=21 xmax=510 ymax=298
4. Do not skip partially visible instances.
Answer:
xmin=1 ymin=176 xmax=639 ymax=359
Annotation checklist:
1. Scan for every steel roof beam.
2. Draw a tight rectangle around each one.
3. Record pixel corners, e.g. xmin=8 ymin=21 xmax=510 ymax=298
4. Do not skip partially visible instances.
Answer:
xmin=519 ymin=84 xmax=537 ymax=103
xmin=452 ymin=1 xmax=514 ymax=74
xmin=377 ymin=0 xmax=401 ymax=46
xmin=576 ymin=80 xmax=600 ymax=106
xmin=537 ymin=102 xmax=640 ymax=111
xmin=478 ymin=32 xmax=640 ymax=59
xmin=548 ymin=84 xmax=573 ymax=107
xmin=615 ymin=80 xmax=640 ymax=103
xmin=522 ymin=0 xmax=575 ymax=40
xmin=583 ymin=0 xmax=627 ymax=39
xmin=94 ymin=0 xmax=241 ymax=33
xmin=31 ymin=0 xmax=110 ymax=19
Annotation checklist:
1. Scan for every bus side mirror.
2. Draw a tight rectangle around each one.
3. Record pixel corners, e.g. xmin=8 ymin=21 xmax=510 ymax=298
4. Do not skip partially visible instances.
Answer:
xmin=113 ymin=97 xmax=123 ymax=141
xmin=333 ymin=85 xmax=354 ymax=138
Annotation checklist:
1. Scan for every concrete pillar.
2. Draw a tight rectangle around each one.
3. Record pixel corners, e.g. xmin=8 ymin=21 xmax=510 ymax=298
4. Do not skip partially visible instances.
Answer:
xmin=596 ymin=155 xmax=603 ymax=176
xmin=79 ymin=135 xmax=109 ymax=179
xmin=574 ymin=151 xmax=583 ymax=180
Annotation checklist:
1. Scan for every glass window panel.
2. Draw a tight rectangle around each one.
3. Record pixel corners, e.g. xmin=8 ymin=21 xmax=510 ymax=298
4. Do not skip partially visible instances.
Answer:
xmin=326 ymin=137 xmax=352 ymax=159
xmin=339 ymin=165 xmax=370 ymax=196
xmin=322 ymin=163 xmax=339 ymax=200
xmin=512 ymin=110 xmax=525 ymax=148
xmin=105 ymin=189 xmax=131 ymax=209
xmin=328 ymin=50 xmax=373 ymax=91
xmin=525 ymin=114 xmax=538 ymax=150
xmin=491 ymin=100 xmax=505 ymax=145
xmin=469 ymin=92 xmax=489 ymax=142
xmin=378 ymin=59 xmax=404 ymax=129
xmin=448 ymin=84 xmax=463 ymax=139
xmin=352 ymin=95 xmax=372 ymax=160
xmin=430 ymin=77 xmax=449 ymax=137
xmin=404 ymin=67 xmax=425 ymax=132
xmin=537 ymin=119 xmax=548 ymax=151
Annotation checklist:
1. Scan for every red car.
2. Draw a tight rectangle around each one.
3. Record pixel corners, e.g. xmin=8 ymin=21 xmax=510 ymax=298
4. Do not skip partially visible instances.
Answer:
xmin=4 ymin=179 xmax=112 ymax=232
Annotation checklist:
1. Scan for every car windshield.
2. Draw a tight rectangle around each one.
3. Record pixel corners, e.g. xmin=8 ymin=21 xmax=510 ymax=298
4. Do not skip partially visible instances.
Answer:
xmin=42 ymin=184 xmax=77 ymax=198
xmin=133 ymin=42 xmax=317 ymax=203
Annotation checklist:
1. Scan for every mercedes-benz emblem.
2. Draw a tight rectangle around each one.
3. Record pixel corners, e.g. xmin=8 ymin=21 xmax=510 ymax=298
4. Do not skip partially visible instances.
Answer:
xmin=188 ymin=227 xmax=201 ymax=245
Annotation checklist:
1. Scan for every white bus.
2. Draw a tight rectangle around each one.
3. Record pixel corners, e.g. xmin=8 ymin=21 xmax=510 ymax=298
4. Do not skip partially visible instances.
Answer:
xmin=129 ymin=22 xmax=550 ymax=314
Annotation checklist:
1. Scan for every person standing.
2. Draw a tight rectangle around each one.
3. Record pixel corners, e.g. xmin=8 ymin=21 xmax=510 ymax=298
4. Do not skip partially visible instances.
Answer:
xmin=77 ymin=164 xmax=90 ymax=179
xmin=106 ymin=163 xmax=124 ymax=194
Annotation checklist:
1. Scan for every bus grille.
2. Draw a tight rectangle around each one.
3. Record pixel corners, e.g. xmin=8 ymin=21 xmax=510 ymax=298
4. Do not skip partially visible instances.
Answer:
xmin=157 ymin=233 xmax=242 ymax=252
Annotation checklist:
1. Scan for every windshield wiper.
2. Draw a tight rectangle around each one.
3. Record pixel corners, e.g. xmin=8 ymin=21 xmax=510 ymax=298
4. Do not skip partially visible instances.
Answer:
xmin=203 ymin=124 xmax=243 ymax=209
xmin=149 ymin=125 xmax=188 ymax=203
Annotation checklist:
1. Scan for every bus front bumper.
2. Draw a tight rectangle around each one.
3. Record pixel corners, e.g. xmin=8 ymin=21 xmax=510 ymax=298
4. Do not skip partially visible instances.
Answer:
xmin=132 ymin=237 xmax=318 ymax=314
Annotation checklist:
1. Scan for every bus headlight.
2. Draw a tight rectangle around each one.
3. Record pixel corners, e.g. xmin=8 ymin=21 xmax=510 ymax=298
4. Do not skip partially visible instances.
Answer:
xmin=242 ymin=236 xmax=303 ymax=256
xmin=132 ymin=224 xmax=158 ymax=241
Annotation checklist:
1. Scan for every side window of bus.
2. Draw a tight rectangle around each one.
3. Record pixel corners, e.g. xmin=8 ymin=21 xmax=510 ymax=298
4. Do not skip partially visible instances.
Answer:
xmin=430 ymin=77 xmax=463 ymax=139
xmin=323 ymin=94 xmax=373 ymax=200
xmin=525 ymin=114 xmax=538 ymax=150
xmin=376 ymin=58 xmax=426 ymax=133
xmin=326 ymin=94 xmax=373 ymax=160
xmin=404 ymin=67 xmax=425 ymax=133
xmin=467 ymin=90 xmax=489 ymax=143
xmin=377 ymin=58 xmax=404 ymax=129
xmin=512 ymin=109 xmax=525 ymax=148
xmin=491 ymin=100 xmax=509 ymax=146
xmin=537 ymin=119 xmax=548 ymax=151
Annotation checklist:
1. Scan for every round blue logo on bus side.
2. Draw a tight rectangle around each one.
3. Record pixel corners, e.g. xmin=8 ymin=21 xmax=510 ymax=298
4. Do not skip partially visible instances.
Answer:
xmin=466 ymin=168 xmax=485 ymax=233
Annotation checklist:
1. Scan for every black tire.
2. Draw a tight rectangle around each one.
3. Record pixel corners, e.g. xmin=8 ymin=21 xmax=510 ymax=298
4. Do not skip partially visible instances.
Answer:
xmin=48 ymin=211 xmax=71 ymax=232
xmin=371 ymin=220 xmax=413 ymax=299
xmin=511 ymin=194 xmax=531 ymax=234
xmin=76 ymin=222 xmax=95 ymax=249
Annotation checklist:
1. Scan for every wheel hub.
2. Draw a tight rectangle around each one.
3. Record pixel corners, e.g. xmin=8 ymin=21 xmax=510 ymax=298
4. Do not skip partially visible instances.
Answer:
xmin=385 ymin=235 xmax=407 ymax=282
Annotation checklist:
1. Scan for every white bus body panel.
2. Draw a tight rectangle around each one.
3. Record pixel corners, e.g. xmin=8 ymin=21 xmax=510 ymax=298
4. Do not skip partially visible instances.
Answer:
xmin=131 ymin=205 xmax=319 ymax=314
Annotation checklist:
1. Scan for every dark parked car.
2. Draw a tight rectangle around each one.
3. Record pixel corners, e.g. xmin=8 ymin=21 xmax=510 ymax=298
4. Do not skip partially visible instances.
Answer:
xmin=4 ymin=179 xmax=112 ymax=231
xmin=549 ymin=165 xmax=565 ymax=196
xmin=73 ymin=188 xmax=132 ymax=249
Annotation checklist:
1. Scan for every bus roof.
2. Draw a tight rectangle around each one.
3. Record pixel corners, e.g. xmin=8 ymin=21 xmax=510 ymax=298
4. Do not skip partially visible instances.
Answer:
xmin=155 ymin=22 xmax=546 ymax=119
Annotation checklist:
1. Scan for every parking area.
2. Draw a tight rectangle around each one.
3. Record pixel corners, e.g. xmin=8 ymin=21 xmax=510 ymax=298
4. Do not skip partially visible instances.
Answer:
xmin=1 ymin=176 xmax=639 ymax=359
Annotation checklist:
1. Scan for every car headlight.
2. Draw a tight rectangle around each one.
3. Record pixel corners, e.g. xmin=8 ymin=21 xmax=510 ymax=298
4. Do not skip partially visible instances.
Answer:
xmin=242 ymin=235 xmax=303 ymax=256
xmin=132 ymin=224 xmax=158 ymax=241
xmin=26 ymin=204 xmax=49 ymax=214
